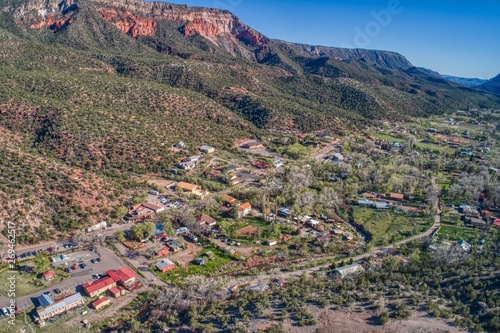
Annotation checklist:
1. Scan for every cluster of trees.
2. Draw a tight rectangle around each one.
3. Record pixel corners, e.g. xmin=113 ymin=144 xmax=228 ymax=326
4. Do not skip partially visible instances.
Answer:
xmin=100 ymin=231 xmax=500 ymax=333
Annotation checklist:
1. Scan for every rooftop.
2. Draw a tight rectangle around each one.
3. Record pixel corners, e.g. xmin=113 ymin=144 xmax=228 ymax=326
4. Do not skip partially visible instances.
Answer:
xmin=37 ymin=293 xmax=83 ymax=318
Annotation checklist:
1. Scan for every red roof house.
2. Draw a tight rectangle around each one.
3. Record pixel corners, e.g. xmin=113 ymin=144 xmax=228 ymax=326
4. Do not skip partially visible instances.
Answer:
xmin=107 ymin=267 xmax=137 ymax=286
xmin=82 ymin=277 xmax=117 ymax=297
xmin=42 ymin=270 xmax=55 ymax=281
xmin=109 ymin=286 xmax=125 ymax=298
xmin=92 ymin=296 xmax=111 ymax=310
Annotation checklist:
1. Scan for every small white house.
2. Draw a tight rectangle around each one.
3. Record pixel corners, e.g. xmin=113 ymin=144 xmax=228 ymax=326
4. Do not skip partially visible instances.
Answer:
xmin=199 ymin=145 xmax=215 ymax=154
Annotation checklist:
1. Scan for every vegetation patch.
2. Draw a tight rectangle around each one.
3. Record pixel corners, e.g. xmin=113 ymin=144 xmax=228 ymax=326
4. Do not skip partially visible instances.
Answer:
xmin=352 ymin=207 xmax=432 ymax=246
xmin=436 ymin=225 xmax=480 ymax=241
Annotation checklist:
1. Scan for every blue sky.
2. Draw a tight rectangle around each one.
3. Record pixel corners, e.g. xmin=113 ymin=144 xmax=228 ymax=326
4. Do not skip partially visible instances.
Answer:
xmin=161 ymin=0 xmax=500 ymax=79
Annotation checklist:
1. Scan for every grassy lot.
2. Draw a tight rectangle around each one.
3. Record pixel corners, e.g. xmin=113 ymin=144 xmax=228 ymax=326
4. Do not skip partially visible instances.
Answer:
xmin=440 ymin=209 xmax=466 ymax=226
xmin=352 ymin=207 xmax=433 ymax=246
xmin=436 ymin=225 xmax=480 ymax=241
xmin=415 ymin=142 xmax=455 ymax=154
xmin=152 ymin=246 xmax=235 ymax=285
xmin=284 ymin=143 xmax=314 ymax=159
xmin=373 ymin=133 xmax=405 ymax=142
xmin=221 ymin=217 xmax=286 ymax=245
xmin=437 ymin=172 xmax=456 ymax=191
xmin=0 ymin=266 xmax=68 ymax=297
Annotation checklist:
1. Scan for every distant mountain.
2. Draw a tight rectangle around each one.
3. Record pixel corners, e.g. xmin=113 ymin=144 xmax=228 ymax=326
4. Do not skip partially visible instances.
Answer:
xmin=0 ymin=0 xmax=498 ymax=169
xmin=478 ymin=74 xmax=500 ymax=94
xmin=442 ymin=74 xmax=488 ymax=87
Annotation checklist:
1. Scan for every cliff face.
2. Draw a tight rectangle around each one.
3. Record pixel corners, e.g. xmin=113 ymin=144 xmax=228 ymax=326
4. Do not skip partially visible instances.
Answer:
xmin=3 ymin=0 xmax=411 ymax=69
xmin=10 ymin=0 xmax=79 ymax=32
xmin=96 ymin=7 xmax=156 ymax=37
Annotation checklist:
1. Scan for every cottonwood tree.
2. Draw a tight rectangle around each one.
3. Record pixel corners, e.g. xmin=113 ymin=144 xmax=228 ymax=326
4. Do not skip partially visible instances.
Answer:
xmin=318 ymin=186 xmax=342 ymax=212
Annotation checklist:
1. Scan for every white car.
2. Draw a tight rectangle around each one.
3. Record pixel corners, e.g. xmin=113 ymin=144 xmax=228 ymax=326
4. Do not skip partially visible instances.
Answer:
xmin=1 ymin=308 xmax=9 ymax=316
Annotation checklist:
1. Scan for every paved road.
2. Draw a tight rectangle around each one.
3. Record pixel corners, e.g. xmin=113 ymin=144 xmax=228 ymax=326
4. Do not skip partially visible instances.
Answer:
xmin=310 ymin=140 xmax=341 ymax=162
xmin=0 ymin=245 xmax=127 ymax=310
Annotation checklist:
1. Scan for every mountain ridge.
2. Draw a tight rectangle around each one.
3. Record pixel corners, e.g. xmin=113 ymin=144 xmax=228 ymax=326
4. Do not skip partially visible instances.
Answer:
xmin=478 ymin=74 xmax=500 ymax=94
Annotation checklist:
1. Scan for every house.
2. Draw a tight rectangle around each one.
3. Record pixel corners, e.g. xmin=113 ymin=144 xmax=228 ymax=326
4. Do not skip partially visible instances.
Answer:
xmin=174 ymin=141 xmax=185 ymax=149
xmin=42 ymin=270 xmax=55 ymax=281
xmin=307 ymin=219 xmax=321 ymax=227
xmin=273 ymin=158 xmax=284 ymax=168
xmin=469 ymin=217 xmax=487 ymax=228
xmin=251 ymin=161 xmax=269 ymax=169
xmin=358 ymin=199 xmax=374 ymax=207
xmin=234 ymin=202 xmax=252 ymax=218
xmin=92 ymin=297 xmax=111 ymax=310
xmin=109 ymin=286 xmax=125 ymax=298
xmin=154 ymin=224 xmax=167 ymax=240
xmin=331 ymin=153 xmax=344 ymax=162
xmin=126 ymin=202 xmax=164 ymax=221
xmin=242 ymin=141 xmax=264 ymax=149
xmin=107 ymin=267 xmax=137 ymax=287
xmin=199 ymin=145 xmax=215 ymax=154
xmin=390 ymin=193 xmax=404 ymax=201
xmin=332 ymin=229 xmax=344 ymax=237
xmin=141 ymin=202 xmax=165 ymax=214
xmin=37 ymin=294 xmax=54 ymax=308
xmin=196 ymin=214 xmax=217 ymax=228
xmin=205 ymin=169 xmax=222 ymax=178
xmin=333 ymin=263 xmax=364 ymax=279
xmin=166 ymin=238 xmax=184 ymax=252
xmin=194 ymin=257 xmax=205 ymax=265
xmin=177 ymin=161 xmax=196 ymax=170
xmin=155 ymin=259 xmax=176 ymax=273
xmin=375 ymin=202 xmax=389 ymax=210
xmin=36 ymin=293 xmax=85 ymax=321
xmin=457 ymin=240 xmax=471 ymax=252
xmin=155 ymin=247 xmax=170 ymax=258
xmin=363 ymin=192 xmax=378 ymax=200
xmin=278 ymin=207 xmax=293 ymax=218
xmin=224 ymin=195 xmax=239 ymax=207
xmin=83 ymin=277 xmax=117 ymax=297
xmin=266 ymin=240 xmax=278 ymax=246
xmin=205 ymin=250 xmax=215 ymax=260
xmin=177 ymin=182 xmax=203 ymax=196
xmin=321 ymin=135 xmax=335 ymax=143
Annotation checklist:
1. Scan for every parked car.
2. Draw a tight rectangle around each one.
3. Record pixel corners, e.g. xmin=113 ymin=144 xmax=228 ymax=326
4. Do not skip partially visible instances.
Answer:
xmin=90 ymin=259 xmax=96 ymax=264
xmin=53 ymin=288 xmax=61 ymax=294
xmin=1 ymin=308 xmax=9 ymax=316
xmin=43 ymin=291 xmax=52 ymax=296
xmin=80 ymin=263 xmax=87 ymax=269
xmin=96 ymin=258 xmax=101 ymax=262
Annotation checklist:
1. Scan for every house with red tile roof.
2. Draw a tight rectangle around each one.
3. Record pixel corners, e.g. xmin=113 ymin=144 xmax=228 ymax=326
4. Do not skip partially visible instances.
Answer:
xmin=82 ymin=277 xmax=117 ymax=297
xmin=107 ymin=267 xmax=137 ymax=286
xmin=92 ymin=297 xmax=111 ymax=310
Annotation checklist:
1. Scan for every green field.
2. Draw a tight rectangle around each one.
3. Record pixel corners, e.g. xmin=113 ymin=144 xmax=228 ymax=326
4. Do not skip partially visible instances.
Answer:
xmin=352 ymin=207 xmax=433 ymax=246
xmin=436 ymin=225 xmax=480 ymax=241
xmin=440 ymin=210 xmax=465 ymax=226
xmin=415 ymin=142 xmax=455 ymax=154
xmin=152 ymin=246 xmax=235 ymax=285
xmin=373 ymin=133 xmax=405 ymax=142
xmin=0 ymin=266 xmax=68 ymax=297
xmin=437 ymin=172 xmax=457 ymax=191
